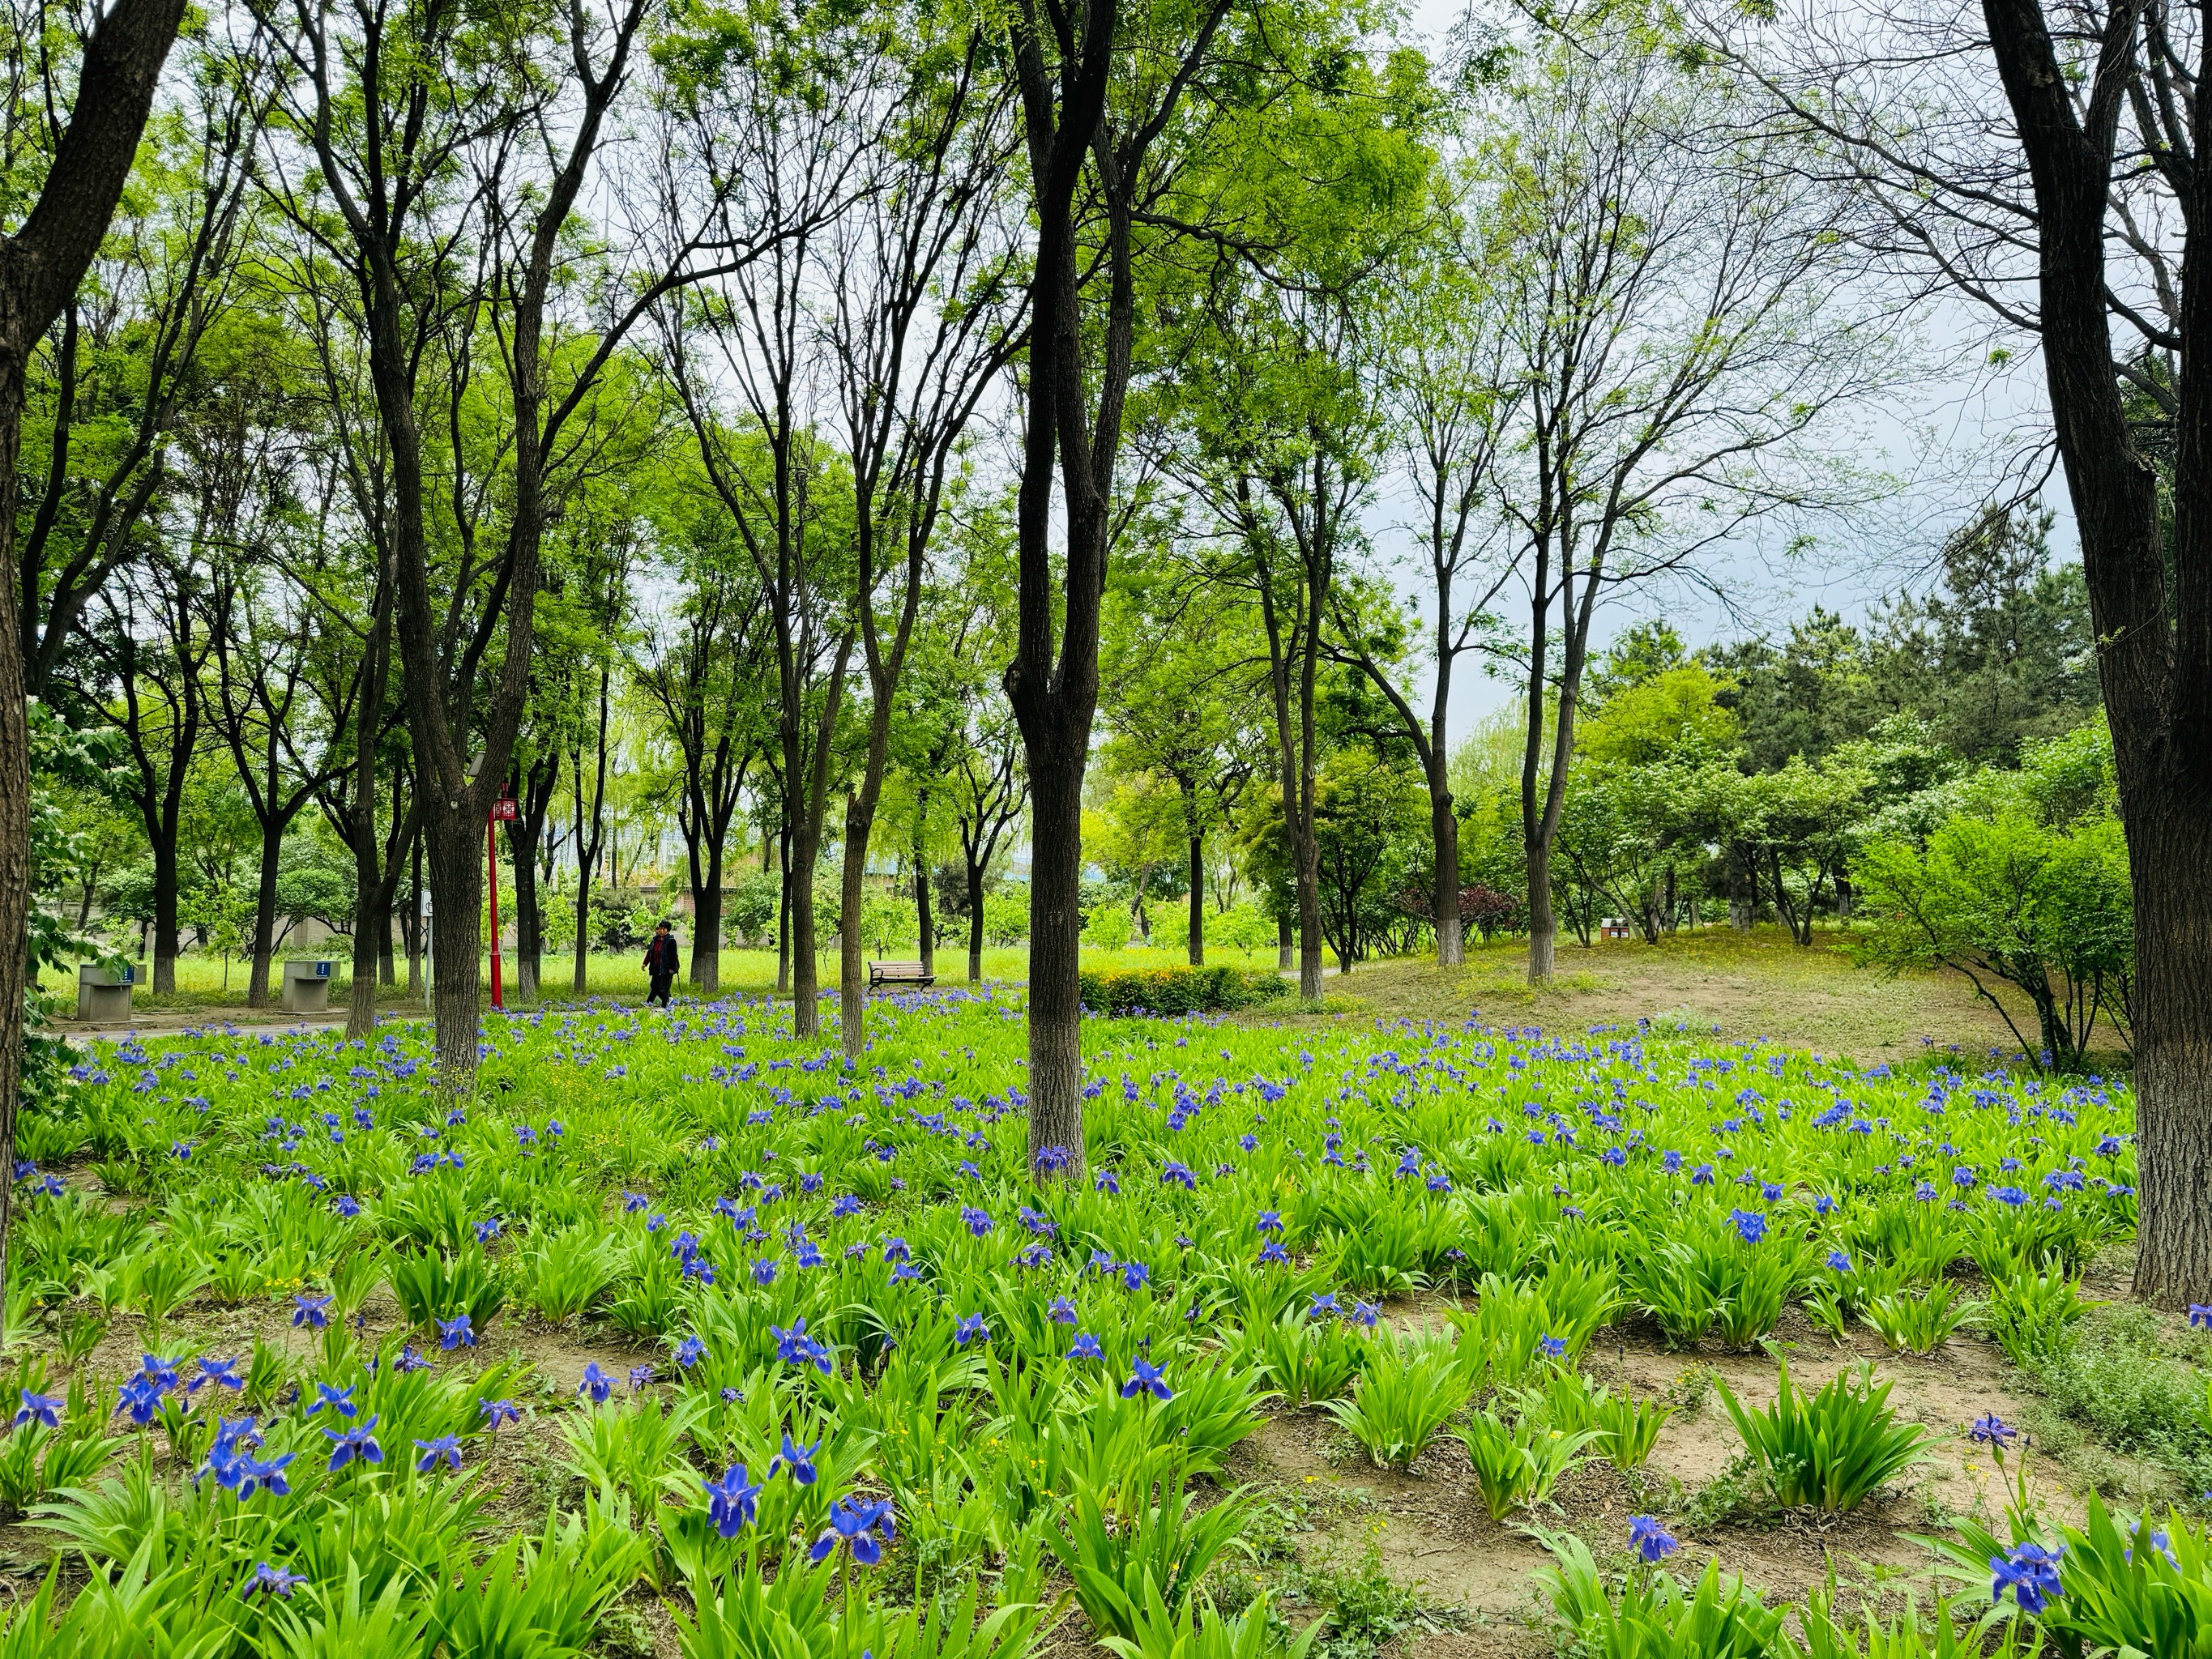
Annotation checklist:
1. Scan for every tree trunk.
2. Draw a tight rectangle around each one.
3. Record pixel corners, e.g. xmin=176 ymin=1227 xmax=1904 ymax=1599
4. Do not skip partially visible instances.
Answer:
xmin=775 ymin=838 xmax=792 ymax=996
xmin=967 ymin=859 xmax=984 ymax=983
xmin=691 ymin=849 xmax=723 ymax=993
xmin=378 ymin=908 xmax=395 ymax=984
xmin=1431 ymin=785 xmax=1462 ymax=967
xmin=1187 ymin=830 xmax=1204 ymax=967
xmin=839 ymin=661 xmax=903 ymax=1054
xmin=1277 ymin=913 xmax=1292 ymax=971
xmin=425 ymin=812 xmax=484 ymax=1086
xmin=0 ymin=0 xmax=190 ymax=1354
xmin=151 ymin=841 xmax=180 ymax=995
xmin=1293 ymin=819 xmax=1323 ymax=1002
xmin=916 ymin=789 xmax=934 ymax=978
xmin=2125 ymin=796 xmax=2212 ymax=1299
xmin=406 ymin=829 xmax=423 ymax=997
xmin=512 ymin=827 xmax=540 ymax=1003
xmin=791 ymin=812 xmax=826 ymax=1037
xmin=572 ymin=864 xmax=591 ymax=995
xmin=246 ymin=823 xmax=280 ymax=1008
xmin=1527 ymin=837 xmax=1557 ymax=983
xmin=1023 ymin=723 xmax=1087 ymax=1177
xmin=839 ymin=793 xmax=870 ymax=1057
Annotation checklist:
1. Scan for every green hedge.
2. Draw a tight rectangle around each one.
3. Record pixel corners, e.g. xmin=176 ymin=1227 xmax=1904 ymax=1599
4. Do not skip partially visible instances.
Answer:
xmin=1077 ymin=964 xmax=1289 ymax=1017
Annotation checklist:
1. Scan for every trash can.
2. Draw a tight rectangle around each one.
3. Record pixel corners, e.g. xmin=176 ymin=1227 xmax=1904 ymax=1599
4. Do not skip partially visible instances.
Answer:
xmin=281 ymin=959 xmax=334 ymax=1014
xmin=77 ymin=963 xmax=134 ymax=1022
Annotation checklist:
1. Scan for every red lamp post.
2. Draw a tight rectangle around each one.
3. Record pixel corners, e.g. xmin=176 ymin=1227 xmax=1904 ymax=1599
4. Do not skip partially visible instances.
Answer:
xmin=488 ymin=792 xmax=517 ymax=1010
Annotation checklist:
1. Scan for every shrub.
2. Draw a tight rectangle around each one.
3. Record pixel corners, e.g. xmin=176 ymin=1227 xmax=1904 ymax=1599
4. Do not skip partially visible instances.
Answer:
xmin=1078 ymin=966 xmax=1288 ymax=1017
xmin=1208 ymin=905 xmax=1281 ymax=953
xmin=1085 ymin=902 xmax=1137 ymax=949
xmin=1716 ymin=1361 xmax=1930 ymax=1512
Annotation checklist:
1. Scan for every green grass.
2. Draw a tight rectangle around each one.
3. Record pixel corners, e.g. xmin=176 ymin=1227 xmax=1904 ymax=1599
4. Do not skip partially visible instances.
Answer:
xmin=2027 ymin=1304 xmax=2212 ymax=1505
xmin=49 ymin=921 xmax=2130 ymax=1085
xmin=2 ymin=966 xmax=2154 ymax=1653
xmin=45 ymin=942 xmax=1287 ymax=1014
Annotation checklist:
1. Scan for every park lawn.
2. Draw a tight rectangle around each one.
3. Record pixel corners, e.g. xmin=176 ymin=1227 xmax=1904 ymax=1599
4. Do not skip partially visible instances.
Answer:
xmin=2 ymin=985 xmax=2192 ymax=1657
xmin=45 ymin=943 xmax=1286 ymax=1019
xmin=1287 ymin=924 xmax=2126 ymax=1073
xmin=53 ymin=927 xmax=2127 ymax=1085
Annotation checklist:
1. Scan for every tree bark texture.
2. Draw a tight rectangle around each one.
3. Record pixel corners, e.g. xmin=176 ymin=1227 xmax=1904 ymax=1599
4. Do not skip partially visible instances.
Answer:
xmin=1975 ymin=0 xmax=2212 ymax=1302
xmin=0 ymin=0 xmax=191 ymax=1351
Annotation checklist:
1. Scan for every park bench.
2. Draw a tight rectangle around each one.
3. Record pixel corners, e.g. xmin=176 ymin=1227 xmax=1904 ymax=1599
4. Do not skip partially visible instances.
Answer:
xmin=869 ymin=961 xmax=935 ymax=991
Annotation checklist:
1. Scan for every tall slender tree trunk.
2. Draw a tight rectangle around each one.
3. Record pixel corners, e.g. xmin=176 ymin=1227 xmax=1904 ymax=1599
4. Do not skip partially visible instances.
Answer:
xmin=1277 ymin=913 xmax=1292 ymax=971
xmin=916 ymin=788 xmax=934 ymax=977
xmin=1021 ymin=719 xmax=1087 ymax=1169
xmin=1429 ymin=783 xmax=1462 ymax=967
xmin=405 ymin=829 xmax=423 ymax=996
xmin=512 ymin=831 xmax=540 ymax=1003
xmin=423 ymin=816 xmax=484 ymax=1080
xmin=344 ymin=594 xmax=394 ymax=1037
xmin=691 ymin=847 xmax=724 ymax=993
xmin=791 ymin=812 xmax=826 ymax=1036
xmin=967 ymin=859 xmax=984 ymax=983
xmin=839 ymin=792 xmax=871 ymax=1056
xmin=247 ymin=825 xmax=280 ymax=1007
xmin=1187 ymin=830 xmax=1204 ymax=966
xmin=151 ymin=844 xmax=181 ymax=995
xmin=775 ymin=834 xmax=792 ymax=995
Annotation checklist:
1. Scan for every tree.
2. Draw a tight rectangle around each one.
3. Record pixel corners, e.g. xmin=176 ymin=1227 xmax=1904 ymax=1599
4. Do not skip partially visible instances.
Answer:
xmin=503 ymin=738 xmax=562 ymax=1004
xmin=0 ymin=0 xmax=193 ymax=1352
xmin=557 ymin=526 xmax=634 ymax=996
xmin=1868 ymin=507 xmax=2099 ymax=765
xmin=1479 ymin=24 xmax=1898 ymax=986
xmin=1702 ymin=609 xmax=1882 ymax=775
xmin=77 ymin=540 xmax=219 ymax=995
xmin=267 ymin=0 xmax=766 ymax=1085
xmin=1311 ymin=742 xmax=1424 ymax=972
xmin=999 ymin=0 xmax=1245 ymax=1179
xmin=1856 ymin=724 xmax=2131 ymax=1071
xmin=211 ymin=534 xmax=361 ymax=1009
xmin=1152 ymin=42 xmax=1433 ymax=1003
xmin=950 ymin=707 xmax=1026 ymax=987
xmin=634 ymin=565 xmax=761 ymax=996
xmin=657 ymin=16 xmax=878 ymax=1036
xmin=1334 ymin=181 xmax=1517 ymax=968
xmin=15 ymin=26 xmax=267 ymax=702
xmin=1730 ymin=0 xmax=2212 ymax=1301
xmin=1100 ymin=557 xmax=1266 ymax=966
xmin=825 ymin=24 xmax=1022 ymax=1056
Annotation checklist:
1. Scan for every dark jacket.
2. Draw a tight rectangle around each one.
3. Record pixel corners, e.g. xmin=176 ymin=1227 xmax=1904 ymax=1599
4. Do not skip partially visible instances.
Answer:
xmin=643 ymin=933 xmax=680 ymax=975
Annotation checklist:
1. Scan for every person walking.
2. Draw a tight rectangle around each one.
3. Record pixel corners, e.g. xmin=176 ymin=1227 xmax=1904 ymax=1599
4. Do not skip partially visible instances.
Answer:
xmin=643 ymin=920 xmax=680 ymax=1008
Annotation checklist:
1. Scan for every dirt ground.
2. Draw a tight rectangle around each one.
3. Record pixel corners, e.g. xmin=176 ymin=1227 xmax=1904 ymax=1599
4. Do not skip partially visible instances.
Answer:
xmin=1270 ymin=927 xmax=2104 ymax=1070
